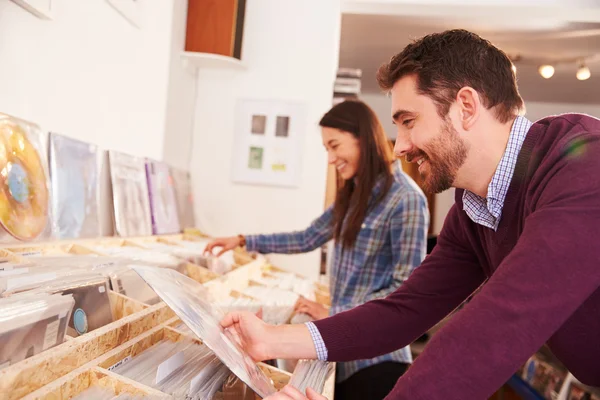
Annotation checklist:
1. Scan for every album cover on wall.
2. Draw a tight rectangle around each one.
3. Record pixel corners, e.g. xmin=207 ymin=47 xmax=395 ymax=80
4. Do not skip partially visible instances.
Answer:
xmin=170 ymin=167 xmax=195 ymax=229
xmin=49 ymin=133 xmax=101 ymax=239
xmin=108 ymin=150 xmax=153 ymax=237
xmin=146 ymin=160 xmax=180 ymax=234
xmin=0 ymin=113 xmax=54 ymax=243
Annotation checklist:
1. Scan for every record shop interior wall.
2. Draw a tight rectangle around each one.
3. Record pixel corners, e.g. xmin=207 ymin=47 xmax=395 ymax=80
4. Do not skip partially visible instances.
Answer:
xmin=0 ymin=0 xmax=175 ymax=161
xmin=189 ymin=0 xmax=342 ymax=280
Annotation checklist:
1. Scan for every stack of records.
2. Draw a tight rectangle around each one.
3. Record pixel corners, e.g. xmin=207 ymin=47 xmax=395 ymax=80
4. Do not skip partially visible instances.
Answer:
xmin=49 ymin=133 xmax=101 ymax=239
xmin=146 ymin=160 xmax=180 ymax=235
xmin=0 ymin=113 xmax=53 ymax=243
xmin=289 ymin=359 xmax=334 ymax=395
xmin=132 ymin=265 xmax=277 ymax=398
xmin=0 ymin=292 xmax=74 ymax=369
xmin=333 ymin=68 xmax=362 ymax=105
xmin=170 ymin=168 xmax=195 ymax=230
xmin=108 ymin=151 xmax=153 ymax=237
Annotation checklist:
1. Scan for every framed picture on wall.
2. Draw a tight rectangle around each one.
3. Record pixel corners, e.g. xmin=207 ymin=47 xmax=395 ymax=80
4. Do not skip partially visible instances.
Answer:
xmin=10 ymin=0 xmax=53 ymax=19
xmin=106 ymin=0 xmax=141 ymax=28
xmin=231 ymin=99 xmax=307 ymax=188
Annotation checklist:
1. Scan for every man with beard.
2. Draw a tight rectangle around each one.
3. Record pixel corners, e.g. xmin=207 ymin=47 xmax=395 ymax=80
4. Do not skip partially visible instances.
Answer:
xmin=220 ymin=29 xmax=600 ymax=399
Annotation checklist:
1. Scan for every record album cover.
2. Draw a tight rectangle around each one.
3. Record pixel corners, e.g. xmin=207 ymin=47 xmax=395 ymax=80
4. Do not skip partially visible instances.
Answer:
xmin=0 ymin=113 xmax=54 ymax=243
xmin=146 ymin=160 xmax=180 ymax=235
xmin=49 ymin=133 xmax=101 ymax=239
xmin=170 ymin=167 xmax=195 ymax=229
xmin=108 ymin=151 xmax=153 ymax=237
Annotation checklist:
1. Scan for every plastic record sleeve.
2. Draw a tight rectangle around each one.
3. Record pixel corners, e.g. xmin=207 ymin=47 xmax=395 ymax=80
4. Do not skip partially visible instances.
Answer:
xmin=132 ymin=265 xmax=277 ymax=398
xmin=108 ymin=150 xmax=153 ymax=237
xmin=170 ymin=167 xmax=196 ymax=229
xmin=0 ymin=113 xmax=55 ymax=243
xmin=49 ymin=133 xmax=101 ymax=239
xmin=145 ymin=160 xmax=181 ymax=235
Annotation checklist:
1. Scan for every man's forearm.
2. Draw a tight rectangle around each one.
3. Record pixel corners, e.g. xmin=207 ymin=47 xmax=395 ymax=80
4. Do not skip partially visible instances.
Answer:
xmin=267 ymin=323 xmax=318 ymax=360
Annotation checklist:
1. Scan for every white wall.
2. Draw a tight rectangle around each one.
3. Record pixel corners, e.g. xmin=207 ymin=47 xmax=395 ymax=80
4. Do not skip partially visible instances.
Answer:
xmin=162 ymin=0 xmax=197 ymax=171
xmin=0 ymin=0 xmax=176 ymax=160
xmin=524 ymin=102 xmax=600 ymax=121
xmin=190 ymin=0 xmax=342 ymax=280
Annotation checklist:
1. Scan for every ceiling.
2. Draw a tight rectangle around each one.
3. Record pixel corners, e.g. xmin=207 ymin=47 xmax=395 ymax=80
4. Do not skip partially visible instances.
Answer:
xmin=339 ymin=13 xmax=600 ymax=103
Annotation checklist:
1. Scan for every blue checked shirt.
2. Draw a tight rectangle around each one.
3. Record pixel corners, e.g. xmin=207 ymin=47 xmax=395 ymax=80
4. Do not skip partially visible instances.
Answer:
xmin=462 ymin=116 xmax=533 ymax=230
xmin=246 ymin=161 xmax=429 ymax=382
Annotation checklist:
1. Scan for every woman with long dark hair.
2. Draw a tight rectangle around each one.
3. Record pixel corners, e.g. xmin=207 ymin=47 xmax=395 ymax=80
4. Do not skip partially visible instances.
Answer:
xmin=206 ymin=99 xmax=428 ymax=400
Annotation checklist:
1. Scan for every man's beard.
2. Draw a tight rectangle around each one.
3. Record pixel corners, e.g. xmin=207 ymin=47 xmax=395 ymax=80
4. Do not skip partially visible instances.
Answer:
xmin=407 ymin=120 xmax=468 ymax=194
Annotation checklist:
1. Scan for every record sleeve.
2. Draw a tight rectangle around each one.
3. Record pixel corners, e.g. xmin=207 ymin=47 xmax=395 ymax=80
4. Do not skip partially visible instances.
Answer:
xmin=108 ymin=151 xmax=153 ymax=237
xmin=0 ymin=113 xmax=54 ymax=243
xmin=170 ymin=167 xmax=195 ymax=229
xmin=0 ymin=293 xmax=74 ymax=368
xmin=145 ymin=160 xmax=180 ymax=235
xmin=132 ymin=265 xmax=277 ymax=398
xmin=49 ymin=133 xmax=101 ymax=239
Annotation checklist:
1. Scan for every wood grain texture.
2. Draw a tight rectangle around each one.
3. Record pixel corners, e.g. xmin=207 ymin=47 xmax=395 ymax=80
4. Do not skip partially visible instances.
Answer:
xmin=185 ymin=0 xmax=237 ymax=56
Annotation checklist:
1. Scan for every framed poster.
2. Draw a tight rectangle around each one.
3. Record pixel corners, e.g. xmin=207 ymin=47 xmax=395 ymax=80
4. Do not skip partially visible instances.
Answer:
xmin=232 ymin=99 xmax=306 ymax=188
xmin=9 ymin=0 xmax=52 ymax=19
xmin=106 ymin=0 xmax=141 ymax=28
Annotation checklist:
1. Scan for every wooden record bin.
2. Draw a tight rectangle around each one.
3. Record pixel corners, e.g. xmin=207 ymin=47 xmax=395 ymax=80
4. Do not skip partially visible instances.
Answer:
xmin=185 ymin=0 xmax=247 ymax=59
xmin=0 ymin=236 xmax=335 ymax=399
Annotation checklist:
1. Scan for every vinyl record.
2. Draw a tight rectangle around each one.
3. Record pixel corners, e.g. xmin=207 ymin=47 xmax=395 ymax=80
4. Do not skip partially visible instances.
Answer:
xmin=146 ymin=160 xmax=180 ymax=234
xmin=108 ymin=150 xmax=153 ymax=237
xmin=49 ymin=133 xmax=101 ymax=239
xmin=170 ymin=167 xmax=195 ymax=229
xmin=0 ymin=115 xmax=50 ymax=241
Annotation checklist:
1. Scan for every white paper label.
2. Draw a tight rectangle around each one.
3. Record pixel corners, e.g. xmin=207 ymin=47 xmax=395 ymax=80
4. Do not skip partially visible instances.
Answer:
xmin=7 ymin=273 xmax=57 ymax=290
xmin=155 ymin=351 xmax=185 ymax=384
xmin=0 ymin=268 xmax=28 ymax=277
xmin=108 ymin=355 xmax=132 ymax=371
xmin=42 ymin=319 xmax=61 ymax=350
xmin=19 ymin=251 xmax=42 ymax=257
xmin=0 ymin=265 xmax=13 ymax=272
xmin=98 ymin=285 xmax=106 ymax=293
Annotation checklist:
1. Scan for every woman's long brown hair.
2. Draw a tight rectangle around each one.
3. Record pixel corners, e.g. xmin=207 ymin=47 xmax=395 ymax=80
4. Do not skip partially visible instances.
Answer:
xmin=319 ymin=100 xmax=395 ymax=248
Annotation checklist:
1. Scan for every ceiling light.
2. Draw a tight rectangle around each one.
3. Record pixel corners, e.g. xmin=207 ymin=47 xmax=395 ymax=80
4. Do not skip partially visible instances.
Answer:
xmin=538 ymin=65 xmax=555 ymax=79
xmin=576 ymin=64 xmax=591 ymax=81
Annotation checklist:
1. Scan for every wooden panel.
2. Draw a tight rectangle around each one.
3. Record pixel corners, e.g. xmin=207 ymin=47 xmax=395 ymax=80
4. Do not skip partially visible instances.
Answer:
xmin=21 ymin=368 xmax=169 ymax=400
xmin=0 ymin=303 xmax=174 ymax=399
xmin=186 ymin=0 xmax=242 ymax=57
xmin=108 ymin=291 xmax=148 ymax=321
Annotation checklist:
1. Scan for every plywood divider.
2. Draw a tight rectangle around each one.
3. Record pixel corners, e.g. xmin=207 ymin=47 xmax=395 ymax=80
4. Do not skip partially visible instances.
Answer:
xmin=0 ymin=302 xmax=174 ymax=399
xmin=21 ymin=367 xmax=170 ymax=400
xmin=108 ymin=290 xmax=149 ymax=320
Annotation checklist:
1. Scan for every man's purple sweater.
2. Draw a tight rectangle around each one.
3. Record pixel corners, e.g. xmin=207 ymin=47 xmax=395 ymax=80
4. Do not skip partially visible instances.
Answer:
xmin=313 ymin=114 xmax=600 ymax=399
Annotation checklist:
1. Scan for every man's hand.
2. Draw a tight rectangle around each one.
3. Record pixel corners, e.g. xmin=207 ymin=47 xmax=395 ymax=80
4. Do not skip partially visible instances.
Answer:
xmin=220 ymin=312 xmax=319 ymax=361
xmin=294 ymin=297 xmax=329 ymax=320
xmin=265 ymin=386 xmax=327 ymax=400
xmin=220 ymin=311 xmax=274 ymax=361
xmin=204 ymin=236 xmax=241 ymax=256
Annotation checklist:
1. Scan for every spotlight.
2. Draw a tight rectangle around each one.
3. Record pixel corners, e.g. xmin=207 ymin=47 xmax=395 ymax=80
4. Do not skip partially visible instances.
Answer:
xmin=577 ymin=64 xmax=591 ymax=81
xmin=538 ymin=65 xmax=555 ymax=79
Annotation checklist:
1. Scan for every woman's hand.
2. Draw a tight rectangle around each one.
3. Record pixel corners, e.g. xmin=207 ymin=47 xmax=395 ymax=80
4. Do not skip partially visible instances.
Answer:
xmin=265 ymin=386 xmax=328 ymax=400
xmin=294 ymin=297 xmax=329 ymax=320
xmin=204 ymin=236 xmax=242 ymax=256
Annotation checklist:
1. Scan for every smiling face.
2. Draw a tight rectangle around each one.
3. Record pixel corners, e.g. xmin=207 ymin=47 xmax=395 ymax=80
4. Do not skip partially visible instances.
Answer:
xmin=321 ymin=127 xmax=361 ymax=181
xmin=391 ymin=75 xmax=469 ymax=194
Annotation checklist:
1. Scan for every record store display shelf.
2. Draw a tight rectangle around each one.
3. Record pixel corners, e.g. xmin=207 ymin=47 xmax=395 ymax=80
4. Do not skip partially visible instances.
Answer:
xmin=17 ymin=319 xmax=335 ymax=400
xmin=0 ymin=235 xmax=335 ymax=399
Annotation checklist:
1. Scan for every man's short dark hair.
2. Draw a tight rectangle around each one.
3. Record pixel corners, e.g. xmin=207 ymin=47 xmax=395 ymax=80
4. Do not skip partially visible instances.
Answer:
xmin=377 ymin=29 xmax=524 ymax=123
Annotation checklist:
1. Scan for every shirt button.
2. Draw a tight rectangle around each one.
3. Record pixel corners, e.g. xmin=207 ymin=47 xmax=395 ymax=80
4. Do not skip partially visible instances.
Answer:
xmin=361 ymin=223 xmax=366 ymax=228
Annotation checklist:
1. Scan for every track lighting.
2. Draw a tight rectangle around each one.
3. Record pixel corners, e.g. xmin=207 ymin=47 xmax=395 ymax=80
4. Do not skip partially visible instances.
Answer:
xmin=576 ymin=64 xmax=591 ymax=81
xmin=538 ymin=65 xmax=555 ymax=79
